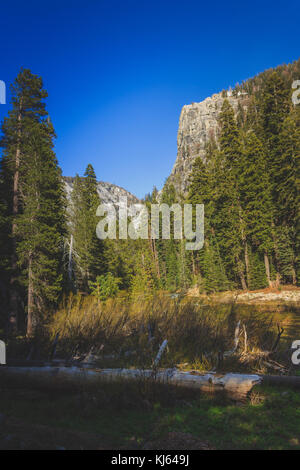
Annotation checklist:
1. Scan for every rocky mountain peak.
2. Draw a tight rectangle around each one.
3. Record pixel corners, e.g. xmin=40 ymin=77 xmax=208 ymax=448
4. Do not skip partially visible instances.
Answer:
xmin=64 ymin=177 xmax=140 ymax=206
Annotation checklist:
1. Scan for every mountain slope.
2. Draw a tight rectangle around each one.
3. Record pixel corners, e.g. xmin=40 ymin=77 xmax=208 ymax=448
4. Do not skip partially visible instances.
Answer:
xmin=64 ymin=177 xmax=140 ymax=206
xmin=167 ymin=58 xmax=300 ymax=194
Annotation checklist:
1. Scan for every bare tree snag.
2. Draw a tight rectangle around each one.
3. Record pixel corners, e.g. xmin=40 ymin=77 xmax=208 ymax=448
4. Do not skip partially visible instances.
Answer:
xmin=224 ymin=321 xmax=241 ymax=357
xmin=68 ymin=235 xmax=73 ymax=282
xmin=243 ymin=324 xmax=248 ymax=353
xmin=264 ymin=253 xmax=272 ymax=287
xmin=153 ymin=340 xmax=168 ymax=367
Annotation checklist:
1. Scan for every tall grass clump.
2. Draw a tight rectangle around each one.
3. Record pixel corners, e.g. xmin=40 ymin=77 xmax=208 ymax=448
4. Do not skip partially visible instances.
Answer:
xmin=47 ymin=292 xmax=279 ymax=371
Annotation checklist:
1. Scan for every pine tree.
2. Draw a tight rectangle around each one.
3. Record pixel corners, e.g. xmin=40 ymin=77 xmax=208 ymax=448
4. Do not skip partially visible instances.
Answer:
xmin=276 ymin=109 xmax=300 ymax=227
xmin=16 ymin=118 xmax=66 ymax=334
xmin=257 ymin=71 xmax=297 ymax=284
xmin=69 ymin=164 xmax=103 ymax=292
xmin=259 ymin=71 xmax=290 ymax=146
xmin=240 ymin=131 xmax=274 ymax=285
xmin=248 ymin=249 xmax=267 ymax=290
xmin=187 ymin=146 xmax=230 ymax=292
xmin=130 ymin=242 xmax=158 ymax=299
xmin=216 ymin=100 xmax=247 ymax=289
xmin=0 ymin=69 xmax=65 ymax=334
xmin=200 ymin=235 xmax=231 ymax=293
xmin=275 ymin=108 xmax=300 ymax=284
xmin=158 ymin=183 xmax=181 ymax=290
xmin=273 ymin=225 xmax=297 ymax=284
xmin=258 ymin=70 xmax=290 ymax=200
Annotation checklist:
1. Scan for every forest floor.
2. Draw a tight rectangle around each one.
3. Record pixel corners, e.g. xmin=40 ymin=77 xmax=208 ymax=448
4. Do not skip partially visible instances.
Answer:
xmin=1 ymin=383 xmax=300 ymax=450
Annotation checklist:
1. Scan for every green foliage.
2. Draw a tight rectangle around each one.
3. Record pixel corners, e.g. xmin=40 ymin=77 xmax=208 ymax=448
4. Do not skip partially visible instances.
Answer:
xmin=130 ymin=243 xmax=159 ymax=299
xmin=187 ymin=68 xmax=299 ymax=290
xmin=200 ymin=238 xmax=231 ymax=293
xmin=0 ymin=60 xmax=299 ymax=336
xmin=90 ymin=272 xmax=121 ymax=301
xmin=248 ymin=250 xmax=268 ymax=290
xmin=69 ymin=164 xmax=104 ymax=292
xmin=240 ymin=132 xmax=273 ymax=253
xmin=0 ymin=68 xmax=65 ymax=333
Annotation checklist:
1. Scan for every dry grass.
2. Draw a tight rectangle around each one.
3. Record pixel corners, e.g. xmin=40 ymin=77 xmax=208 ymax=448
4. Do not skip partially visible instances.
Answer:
xmin=44 ymin=292 xmax=280 ymax=372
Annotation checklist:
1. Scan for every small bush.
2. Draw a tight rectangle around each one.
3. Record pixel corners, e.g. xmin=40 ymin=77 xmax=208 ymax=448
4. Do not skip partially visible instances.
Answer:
xmin=90 ymin=273 xmax=121 ymax=301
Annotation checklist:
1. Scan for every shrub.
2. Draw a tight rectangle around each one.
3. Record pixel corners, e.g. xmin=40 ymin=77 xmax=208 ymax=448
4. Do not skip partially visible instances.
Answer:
xmin=90 ymin=273 xmax=121 ymax=301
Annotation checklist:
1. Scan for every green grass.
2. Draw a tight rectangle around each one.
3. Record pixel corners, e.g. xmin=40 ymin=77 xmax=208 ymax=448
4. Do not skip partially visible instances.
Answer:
xmin=1 ymin=383 xmax=300 ymax=449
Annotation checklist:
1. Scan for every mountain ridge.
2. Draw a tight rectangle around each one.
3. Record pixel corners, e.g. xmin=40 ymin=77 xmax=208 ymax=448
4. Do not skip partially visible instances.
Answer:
xmin=63 ymin=176 xmax=140 ymax=205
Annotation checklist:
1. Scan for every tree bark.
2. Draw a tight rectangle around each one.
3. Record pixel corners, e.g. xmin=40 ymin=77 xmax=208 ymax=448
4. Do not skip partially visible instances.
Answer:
xmin=291 ymin=266 xmax=297 ymax=285
xmin=244 ymin=242 xmax=250 ymax=288
xmin=68 ymin=235 xmax=73 ymax=282
xmin=153 ymin=239 xmax=160 ymax=279
xmin=27 ymin=254 xmax=34 ymax=337
xmin=9 ymin=101 xmax=22 ymax=332
xmin=238 ymin=267 xmax=247 ymax=290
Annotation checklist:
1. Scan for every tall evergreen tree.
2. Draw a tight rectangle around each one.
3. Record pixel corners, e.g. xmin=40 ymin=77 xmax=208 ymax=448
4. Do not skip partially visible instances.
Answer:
xmin=216 ymin=100 xmax=247 ymax=289
xmin=0 ymin=69 xmax=65 ymax=334
xmin=69 ymin=164 xmax=103 ymax=292
xmin=16 ymin=118 xmax=66 ymax=335
xmin=240 ymin=131 xmax=274 ymax=286
xmin=187 ymin=147 xmax=230 ymax=293
xmin=258 ymin=71 xmax=290 ymax=199
xmin=158 ymin=183 xmax=181 ymax=290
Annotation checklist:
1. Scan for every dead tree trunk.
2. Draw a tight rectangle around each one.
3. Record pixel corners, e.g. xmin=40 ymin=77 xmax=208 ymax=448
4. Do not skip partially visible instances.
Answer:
xmin=0 ymin=366 xmax=261 ymax=401
xmin=264 ymin=253 xmax=272 ymax=287
xmin=68 ymin=235 xmax=73 ymax=282
xmin=4 ymin=366 xmax=300 ymax=399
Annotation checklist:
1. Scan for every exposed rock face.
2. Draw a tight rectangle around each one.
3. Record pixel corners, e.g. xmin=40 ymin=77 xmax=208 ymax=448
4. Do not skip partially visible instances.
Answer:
xmin=168 ymin=91 xmax=248 ymax=193
xmin=64 ymin=177 xmax=143 ymax=230
xmin=64 ymin=177 xmax=139 ymax=207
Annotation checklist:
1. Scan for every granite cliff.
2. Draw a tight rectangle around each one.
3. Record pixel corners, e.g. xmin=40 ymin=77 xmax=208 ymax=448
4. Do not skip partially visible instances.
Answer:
xmin=168 ymin=90 xmax=249 ymax=193
xmin=64 ymin=177 xmax=140 ymax=206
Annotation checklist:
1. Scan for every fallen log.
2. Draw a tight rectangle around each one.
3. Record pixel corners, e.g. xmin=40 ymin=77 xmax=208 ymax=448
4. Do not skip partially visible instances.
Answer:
xmin=0 ymin=341 xmax=5 ymax=365
xmin=0 ymin=366 xmax=261 ymax=401
xmin=262 ymin=375 xmax=300 ymax=389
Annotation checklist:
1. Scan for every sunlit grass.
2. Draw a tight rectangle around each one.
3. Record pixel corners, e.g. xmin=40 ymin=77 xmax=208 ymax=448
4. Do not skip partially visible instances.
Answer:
xmin=40 ymin=292 xmax=285 ymax=372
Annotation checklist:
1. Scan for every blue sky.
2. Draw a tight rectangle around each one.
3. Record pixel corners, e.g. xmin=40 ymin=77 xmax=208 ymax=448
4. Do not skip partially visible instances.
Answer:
xmin=0 ymin=0 xmax=299 ymax=198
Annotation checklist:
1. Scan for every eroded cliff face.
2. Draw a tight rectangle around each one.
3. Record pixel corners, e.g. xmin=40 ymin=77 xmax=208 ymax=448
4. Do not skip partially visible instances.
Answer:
xmin=64 ymin=177 xmax=139 ymax=206
xmin=168 ymin=91 xmax=248 ymax=193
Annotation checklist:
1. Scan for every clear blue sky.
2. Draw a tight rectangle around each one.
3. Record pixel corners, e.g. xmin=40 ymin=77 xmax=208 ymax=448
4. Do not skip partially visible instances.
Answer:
xmin=0 ymin=0 xmax=299 ymax=198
